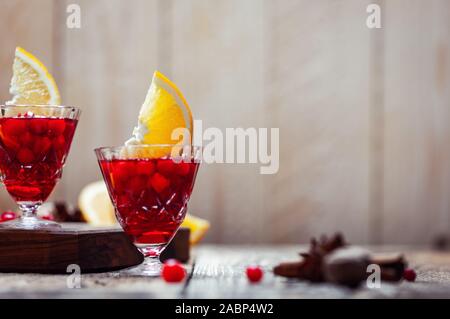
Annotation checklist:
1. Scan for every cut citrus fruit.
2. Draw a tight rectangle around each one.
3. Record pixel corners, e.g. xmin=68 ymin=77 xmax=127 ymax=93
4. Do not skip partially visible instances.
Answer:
xmin=78 ymin=181 xmax=117 ymax=226
xmin=126 ymin=71 xmax=193 ymax=157
xmin=7 ymin=47 xmax=61 ymax=106
xmin=181 ymin=214 xmax=210 ymax=245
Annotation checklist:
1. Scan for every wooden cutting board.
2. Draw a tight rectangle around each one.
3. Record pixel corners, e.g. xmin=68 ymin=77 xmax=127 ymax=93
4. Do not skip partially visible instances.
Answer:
xmin=0 ymin=223 xmax=190 ymax=274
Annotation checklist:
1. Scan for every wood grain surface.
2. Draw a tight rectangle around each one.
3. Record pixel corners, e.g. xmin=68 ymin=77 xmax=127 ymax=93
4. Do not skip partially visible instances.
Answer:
xmin=1 ymin=245 xmax=450 ymax=298
xmin=0 ymin=224 xmax=143 ymax=273
xmin=0 ymin=224 xmax=191 ymax=273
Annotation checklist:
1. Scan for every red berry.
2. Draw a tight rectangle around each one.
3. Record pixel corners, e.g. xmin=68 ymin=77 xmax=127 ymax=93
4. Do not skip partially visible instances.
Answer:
xmin=29 ymin=120 xmax=48 ymax=135
xmin=41 ymin=214 xmax=54 ymax=221
xmin=48 ymin=119 xmax=66 ymax=136
xmin=157 ymin=160 xmax=176 ymax=175
xmin=33 ymin=137 xmax=52 ymax=156
xmin=19 ymin=132 xmax=33 ymax=146
xmin=1 ymin=211 xmax=17 ymax=222
xmin=161 ymin=259 xmax=186 ymax=283
xmin=16 ymin=148 xmax=35 ymax=164
xmin=1 ymin=119 xmax=27 ymax=136
xmin=176 ymin=162 xmax=191 ymax=176
xmin=403 ymin=268 xmax=416 ymax=282
xmin=113 ymin=162 xmax=130 ymax=184
xmin=2 ymin=136 xmax=20 ymax=152
xmin=127 ymin=175 xmax=146 ymax=192
xmin=151 ymin=172 xmax=170 ymax=193
xmin=246 ymin=266 xmax=263 ymax=283
xmin=136 ymin=161 xmax=155 ymax=176
xmin=52 ymin=135 xmax=66 ymax=150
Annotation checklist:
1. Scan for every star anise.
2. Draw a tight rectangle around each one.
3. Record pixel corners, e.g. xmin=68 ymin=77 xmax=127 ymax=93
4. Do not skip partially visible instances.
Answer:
xmin=273 ymin=233 xmax=345 ymax=282
xmin=274 ymin=233 xmax=407 ymax=286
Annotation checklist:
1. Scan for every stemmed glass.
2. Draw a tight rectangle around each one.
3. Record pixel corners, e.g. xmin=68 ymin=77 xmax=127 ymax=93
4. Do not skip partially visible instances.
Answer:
xmin=0 ymin=105 xmax=80 ymax=229
xmin=95 ymin=144 xmax=201 ymax=276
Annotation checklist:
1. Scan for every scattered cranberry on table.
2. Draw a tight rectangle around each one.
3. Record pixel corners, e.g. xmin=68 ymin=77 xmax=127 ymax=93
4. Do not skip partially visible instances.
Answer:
xmin=403 ymin=268 xmax=416 ymax=282
xmin=0 ymin=211 xmax=17 ymax=222
xmin=246 ymin=266 xmax=264 ymax=283
xmin=41 ymin=214 xmax=54 ymax=221
xmin=162 ymin=259 xmax=186 ymax=283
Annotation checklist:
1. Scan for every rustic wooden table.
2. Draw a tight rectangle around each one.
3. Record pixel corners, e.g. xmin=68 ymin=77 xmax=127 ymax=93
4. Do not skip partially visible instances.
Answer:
xmin=0 ymin=245 xmax=450 ymax=298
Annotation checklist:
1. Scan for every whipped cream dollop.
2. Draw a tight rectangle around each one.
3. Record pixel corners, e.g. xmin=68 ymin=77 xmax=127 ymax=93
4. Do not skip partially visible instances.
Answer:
xmin=125 ymin=122 xmax=148 ymax=145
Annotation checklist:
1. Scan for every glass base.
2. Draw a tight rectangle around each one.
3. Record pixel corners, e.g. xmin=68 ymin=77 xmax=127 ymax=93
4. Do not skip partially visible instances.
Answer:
xmin=0 ymin=216 xmax=61 ymax=230
xmin=117 ymin=257 xmax=163 ymax=277
xmin=115 ymin=243 xmax=167 ymax=277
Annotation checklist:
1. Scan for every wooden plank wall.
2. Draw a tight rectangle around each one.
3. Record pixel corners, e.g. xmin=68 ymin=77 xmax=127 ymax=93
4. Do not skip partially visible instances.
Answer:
xmin=382 ymin=0 xmax=450 ymax=244
xmin=265 ymin=0 xmax=371 ymax=244
xmin=0 ymin=0 xmax=449 ymax=244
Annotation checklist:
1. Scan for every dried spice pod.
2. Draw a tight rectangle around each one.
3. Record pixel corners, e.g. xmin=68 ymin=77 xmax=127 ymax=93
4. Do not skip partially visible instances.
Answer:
xmin=273 ymin=261 xmax=303 ymax=278
xmin=273 ymin=233 xmax=407 ymax=287
xmin=314 ymin=233 xmax=346 ymax=254
xmin=323 ymin=247 xmax=371 ymax=287
xmin=370 ymin=253 xmax=406 ymax=282
xmin=273 ymin=233 xmax=345 ymax=282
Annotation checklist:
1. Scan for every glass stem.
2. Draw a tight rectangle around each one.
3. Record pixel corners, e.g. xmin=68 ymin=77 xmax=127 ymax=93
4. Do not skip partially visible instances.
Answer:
xmin=18 ymin=202 xmax=40 ymax=219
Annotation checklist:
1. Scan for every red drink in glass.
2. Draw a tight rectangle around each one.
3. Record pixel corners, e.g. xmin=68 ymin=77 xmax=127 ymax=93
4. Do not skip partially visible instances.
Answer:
xmin=99 ymin=158 xmax=199 ymax=248
xmin=0 ymin=105 xmax=81 ymax=230
xmin=96 ymin=145 xmax=201 ymax=275
xmin=0 ymin=117 xmax=78 ymax=203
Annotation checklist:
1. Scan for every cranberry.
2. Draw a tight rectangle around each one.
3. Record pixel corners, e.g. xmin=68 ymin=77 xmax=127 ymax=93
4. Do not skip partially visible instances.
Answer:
xmin=151 ymin=172 xmax=170 ymax=193
xmin=127 ymin=175 xmax=146 ymax=192
xmin=1 ymin=119 xmax=27 ymax=136
xmin=2 ymin=136 xmax=20 ymax=152
xmin=19 ymin=132 xmax=33 ymax=146
xmin=176 ymin=162 xmax=191 ymax=176
xmin=403 ymin=268 xmax=416 ymax=282
xmin=33 ymin=137 xmax=52 ymax=155
xmin=246 ymin=266 xmax=264 ymax=283
xmin=161 ymin=259 xmax=186 ymax=283
xmin=113 ymin=162 xmax=130 ymax=184
xmin=48 ymin=119 xmax=66 ymax=136
xmin=52 ymin=135 xmax=66 ymax=150
xmin=1 ymin=211 xmax=17 ymax=222
xmin=157 ymin=160 xmax=176 ymax=175
xmin=29 ymin=120 xmax=48 ymax=135
xmin=136 ymin=161 xmax=155 ymax=176
xmin=41 ymin=214 xmax=54 ymax=221
xmin=16 ymin=148 xmax=35 ymax=164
